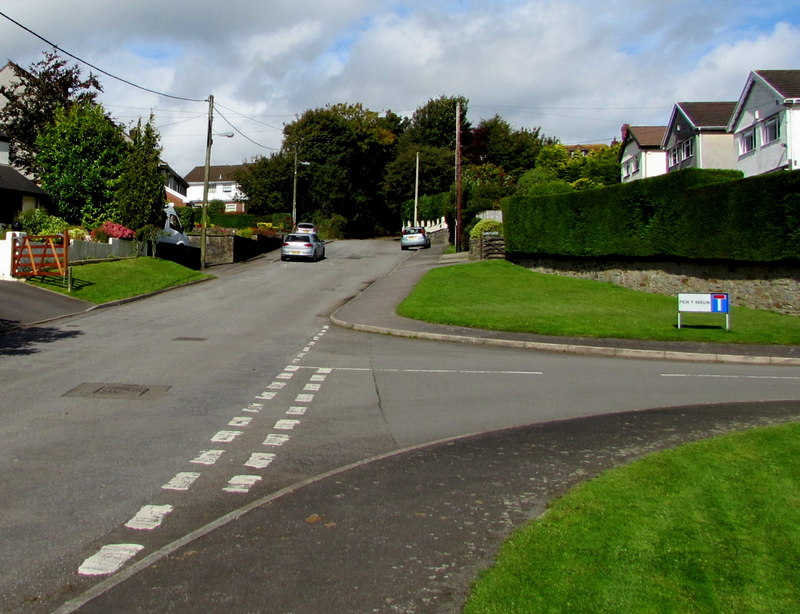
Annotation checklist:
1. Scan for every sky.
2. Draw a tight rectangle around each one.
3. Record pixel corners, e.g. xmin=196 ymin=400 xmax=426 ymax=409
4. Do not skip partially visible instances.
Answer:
xmin=2 ymin=1 xmax=800 ymax=176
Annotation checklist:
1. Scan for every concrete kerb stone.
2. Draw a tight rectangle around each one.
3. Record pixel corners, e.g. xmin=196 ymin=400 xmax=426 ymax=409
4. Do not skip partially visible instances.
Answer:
xmin=330 ymin=312 xmax=800 ymax=366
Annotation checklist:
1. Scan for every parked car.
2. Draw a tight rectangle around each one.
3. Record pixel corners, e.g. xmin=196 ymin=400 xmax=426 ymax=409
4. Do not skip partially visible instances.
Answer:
xmin=158 ymin=205 xmax=190 ymax=246
xmin=400 ymin=226 xmax=431 ymax=250
xmin=295 ymin=222 xmax=317 ymax=234
xmin=281 ymin=233 xmax=325 ymax=262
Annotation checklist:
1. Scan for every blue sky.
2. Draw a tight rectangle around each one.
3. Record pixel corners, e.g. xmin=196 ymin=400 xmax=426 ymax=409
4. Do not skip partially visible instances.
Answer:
xmin=2 ymin=1 xmax=799 ymax=173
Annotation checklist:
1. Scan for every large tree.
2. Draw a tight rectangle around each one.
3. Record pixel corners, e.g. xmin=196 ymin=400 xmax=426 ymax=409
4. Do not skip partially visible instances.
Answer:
xmin=0 ymin=51 xmax=101 ymax=178
xmin=467 ymin=115 xmax=556 ymax=178
xmin=401 ymin=95 xmax=470 ymax=151
xmin=36 ymin=101 xmax=127 ymax=226
xmin=112 ymin=115 xmax=166 ymax=230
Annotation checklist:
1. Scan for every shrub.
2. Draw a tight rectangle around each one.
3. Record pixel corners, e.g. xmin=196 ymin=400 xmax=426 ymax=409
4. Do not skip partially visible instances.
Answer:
xmin=91 ymin=221 xmax=136 ymax=241
xmin=17 ymin=209 xmax=69 ymax=235
xmin=469 ymin=219 xmax=503 ymax=238
xmin=68 ymin=227 xmax=89 ymax=241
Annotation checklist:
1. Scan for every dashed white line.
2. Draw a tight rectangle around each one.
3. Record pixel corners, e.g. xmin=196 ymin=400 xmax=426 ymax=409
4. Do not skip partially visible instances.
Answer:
xmin=125 ymin=505 xmax=174 ymax=530
xmin=263 ymin=434 xmax=291 ymax=446
xmin=286 ymin=406 xmax=307 ymax=415
xmin=211 ymin=430 xmax=242 ymax=443
xmin=294 ymin=394 xmax=314 ymax=403
xmin=244 ymin=452 xmax=277 ymax=468
xmin=162 ymin=472 xmax=201 ymax=491
xmin=255 ymin=391 xmax=277 ymax=400
xmin=661 ymin=373 xmax=800 ymax=380
xmin=303 ymin=383 xmax=321 ymax=391
xmin=266 ymin=381 xmax=286 ymax=390
xmin=78 ymin=544 xmax=144 ymax=576
xmin=228 ymin=416 xmax=253 ymax=427
xmin=191 ymin=450 xmax=225 ymax=465
xmin=274 ymin=419 xmax=301 ymax=430
xmin=223 ymin=475 xmax=262 ymax=493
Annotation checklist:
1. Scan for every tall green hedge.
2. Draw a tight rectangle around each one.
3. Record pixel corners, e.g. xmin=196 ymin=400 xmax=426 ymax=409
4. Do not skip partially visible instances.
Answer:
xmin=503 ymin=168 xmax=800 ymax=262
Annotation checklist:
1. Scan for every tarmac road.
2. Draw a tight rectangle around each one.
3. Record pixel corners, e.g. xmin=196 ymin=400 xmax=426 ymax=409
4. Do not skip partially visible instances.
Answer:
xmin=3 ymin=247 xmax=800 ymax=613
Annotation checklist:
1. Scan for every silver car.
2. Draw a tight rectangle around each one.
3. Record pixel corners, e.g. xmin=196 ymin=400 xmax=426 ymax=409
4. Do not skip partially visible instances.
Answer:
xmin=294 ymin=222 xmax=317 ymax=234
xmin=400 ymin=226 xmax=431 ymax=250
xmin=281 ymin=233 xmax=325 ymax=262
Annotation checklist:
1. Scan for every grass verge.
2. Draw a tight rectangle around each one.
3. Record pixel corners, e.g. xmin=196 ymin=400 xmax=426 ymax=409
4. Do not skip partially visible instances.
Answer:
xmin=27 ymin=257 xmax=210 ymax=304
xmin=397 ymin=260 xmax=800 ymax=345
xmin=463 ymin=422 xmax=800 ymax=613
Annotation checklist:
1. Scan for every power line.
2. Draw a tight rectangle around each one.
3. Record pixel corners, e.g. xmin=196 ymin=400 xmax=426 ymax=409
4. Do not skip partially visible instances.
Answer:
xmin=214 ymin=106 xmax=281 ymax=151
xmin=0 ymin=9 xmax=206 ymax=103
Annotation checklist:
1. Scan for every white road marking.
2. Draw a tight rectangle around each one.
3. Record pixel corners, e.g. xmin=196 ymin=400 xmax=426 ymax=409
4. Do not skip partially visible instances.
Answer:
xmin=303 ymin=346 xmax=312 ymax=352
xmin=286 ymin=406 xmax=307 ymax=415
xmin=310 ymin=374 xmax=327 ymax=382
xmin=223 ymin=475 xmax=262 ymax=493
xmin=191 ymin=450 xmax=225 ymax=465
xmin=303 ymin=383 xmax=321 ymax=391
xmin=228 ymin=417 xmax=253 ymax=427
xmin=266 ymin=381 xmax=286 ymax=390
xmin=244 ymin=452 xmax=277 ymax=468
xmin=295 ymin=394 xmax=314 ymax=403
xmin=263 ymin=434 xmax=290 ymax=446
xmin=125 ymin=505 xmax=174 ymax=530
xmin=211 ymin=430 xmax=242 ymax=443
xmin=661 ymin=373 xmax=800 ymax=380
xmin=255 ymin=391 xmax=277 ymax=400
xmin=276 ymin=372 xmax=294 ymax=380
xmin=162 ymin=472 xmax=201 ymax=491
xmin=284 ymin=365 xmax=300 ymax=372
xmin=78 ymin=544 xmax=144 ymax=576
xmin=274 ymin=419 xmax=301 ymax=430
xmin=316 ymin=368 xmax=332 ymax=374
xmin=294 ymin=366 xmax=542 ymax=375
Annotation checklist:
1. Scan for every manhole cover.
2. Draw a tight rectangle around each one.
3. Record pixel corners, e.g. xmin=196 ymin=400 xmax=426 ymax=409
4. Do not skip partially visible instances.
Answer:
xmin=64 ymin=383 xmax=171 ymax=400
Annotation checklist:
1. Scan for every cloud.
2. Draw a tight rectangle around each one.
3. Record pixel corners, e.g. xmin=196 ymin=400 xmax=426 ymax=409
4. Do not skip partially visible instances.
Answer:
xmin=1 ymin=1 xmax=799 ymax=174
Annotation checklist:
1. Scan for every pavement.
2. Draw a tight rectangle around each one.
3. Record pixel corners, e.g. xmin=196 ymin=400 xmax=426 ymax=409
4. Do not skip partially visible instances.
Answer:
xmin=6 ymin=246 xmax=800 ymax=613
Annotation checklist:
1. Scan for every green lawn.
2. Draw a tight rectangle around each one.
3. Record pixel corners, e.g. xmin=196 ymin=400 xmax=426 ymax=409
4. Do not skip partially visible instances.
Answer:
xmin=27 ymin=257 xmax=210 ymax=304
xmin=397 ymin=260 xmax=800 ymax=345
xmin=464 ymin=423 xmax=800 ymax=613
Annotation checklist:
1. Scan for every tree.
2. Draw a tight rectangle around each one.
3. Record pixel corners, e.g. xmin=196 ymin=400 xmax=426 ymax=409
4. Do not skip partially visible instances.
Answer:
xmin=36 ymin=102 xmax=127 ymax=226
xmin=383 ymin=145 xmax=455 ymax=217
xmin=233 ymin=152 xmax=293 ymax=215
xmin=0 ymin=51 xmax=101 ymax=178
xmin=112 ymin=115 xmax=165 ymax=230
xmin=401 ymin=95 xmax=470 ymax=150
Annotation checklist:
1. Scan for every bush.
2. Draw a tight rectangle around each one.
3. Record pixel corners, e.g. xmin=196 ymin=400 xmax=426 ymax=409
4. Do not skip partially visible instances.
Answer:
xmin=177 ymin=206 xmax=195 ymax=231
xmin=91 ymin=221 xmax=136 ymax=241
xmin=469 ymin=219 xmax=503 ymax=238
xmin=16 ymin=209 xmax=69 ymax=235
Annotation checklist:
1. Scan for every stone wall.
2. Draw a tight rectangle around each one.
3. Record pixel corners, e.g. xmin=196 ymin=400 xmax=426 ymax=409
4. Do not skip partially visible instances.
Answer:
xmin=517 ymin=256 xmax=800 ymax=315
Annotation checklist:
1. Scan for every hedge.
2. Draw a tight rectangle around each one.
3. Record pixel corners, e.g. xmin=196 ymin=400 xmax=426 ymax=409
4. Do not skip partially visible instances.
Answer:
xmin=503 ymin=168 xmax=800 ymax=262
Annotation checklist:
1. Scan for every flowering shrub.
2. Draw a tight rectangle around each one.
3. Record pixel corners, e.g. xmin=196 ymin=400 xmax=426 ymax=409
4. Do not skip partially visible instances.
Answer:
xmin=69 ymin=227 xmax=89 ymax=241
xmin=91 ymin=221 xmax=136 ymax=241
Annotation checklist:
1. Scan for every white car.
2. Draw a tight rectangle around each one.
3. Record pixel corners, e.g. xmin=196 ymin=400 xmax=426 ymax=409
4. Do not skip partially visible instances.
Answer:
xmin=294 ymin=222 xmax=317 ymax=234
xmin=281 ymin=233 xmax=325 ymax=262
xmin=158 ymin=205 xmax=190 ymax=246
xmin=400 ymin=226 xmax=431 ymax=250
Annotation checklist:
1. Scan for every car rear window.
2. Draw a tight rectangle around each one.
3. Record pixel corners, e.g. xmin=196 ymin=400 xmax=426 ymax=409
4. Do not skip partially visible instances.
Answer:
xmin=403 ymin=227 xmax=423 ymax=235
xmin=285 ymin=235 xmax=307 ymax=242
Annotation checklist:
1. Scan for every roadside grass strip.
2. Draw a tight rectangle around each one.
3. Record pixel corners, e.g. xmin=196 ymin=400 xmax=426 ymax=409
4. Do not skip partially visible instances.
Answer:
xmin=463 ymin=422 xmax=800 ymax=614
xmin=398 ymin=260 xmax=800 ymax=345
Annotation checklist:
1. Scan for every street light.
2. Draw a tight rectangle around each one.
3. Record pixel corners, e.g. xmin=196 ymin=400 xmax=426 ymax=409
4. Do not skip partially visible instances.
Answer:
xmin=200 ymin=94 xmax=233 ymax=270
xmin=292 ymin=148 xmax=311 ymax=230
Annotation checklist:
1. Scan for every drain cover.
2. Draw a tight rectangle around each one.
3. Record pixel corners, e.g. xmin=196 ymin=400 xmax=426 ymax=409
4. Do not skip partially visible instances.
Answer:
xmin=64 ymin=383 xmax=170 ymax=400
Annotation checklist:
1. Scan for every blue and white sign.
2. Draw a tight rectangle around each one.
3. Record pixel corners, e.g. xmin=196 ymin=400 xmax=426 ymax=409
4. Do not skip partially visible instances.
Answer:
xmin=677 ymin=293 xmax=731 ymax=329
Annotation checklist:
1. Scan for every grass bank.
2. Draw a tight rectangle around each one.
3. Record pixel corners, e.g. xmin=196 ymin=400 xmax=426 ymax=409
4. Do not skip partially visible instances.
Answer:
xmin=397 ymin=260 xmax=800 ymax=345
xmin=27 ymin=257 xmax=210 ymax=304
xmin=464 ymin=422 xmax=800 ymax=613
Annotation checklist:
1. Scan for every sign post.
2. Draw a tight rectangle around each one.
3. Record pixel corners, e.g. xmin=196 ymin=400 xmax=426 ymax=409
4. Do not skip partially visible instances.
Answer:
xmin=677 ymin=293 xmax=730 ymax=330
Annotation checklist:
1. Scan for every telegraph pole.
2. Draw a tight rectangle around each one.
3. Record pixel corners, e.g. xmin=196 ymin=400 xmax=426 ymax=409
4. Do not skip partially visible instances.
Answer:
xmin=455 ymin=99 xmax=463 ymax=251
xmin=414 ymin=151 xmax=420 ymax=226
xmin=200 ymin=95 xmax=214 ymax=270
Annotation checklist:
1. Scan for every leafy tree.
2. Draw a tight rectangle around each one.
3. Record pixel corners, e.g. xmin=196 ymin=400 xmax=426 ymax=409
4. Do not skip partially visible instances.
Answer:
xmin=0 ymin=51 xmax=101 ymax=178
xmin=112 ymin=115 xmax=165 ymax=230
xmin=233 ymin=152 xmax=293 ymax=215
xmin=516 ymin=167 xmax=574 ymax=197
xmin=384 ymin=145 xmax=455 ymax=217
xmin=36 ymin=101 xmax=126 ymax=226
xmin=401 ymin=95 xmax=470 ymax=150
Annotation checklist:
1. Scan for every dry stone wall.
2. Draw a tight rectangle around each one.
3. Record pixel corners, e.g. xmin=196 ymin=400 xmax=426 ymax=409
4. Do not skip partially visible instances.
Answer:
xmin=517 ymin=257 xmax=800 ymax=315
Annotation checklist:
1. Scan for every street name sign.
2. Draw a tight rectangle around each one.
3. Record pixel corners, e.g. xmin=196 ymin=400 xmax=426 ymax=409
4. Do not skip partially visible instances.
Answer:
xmin=677 ymin=293 xmax=730 ymax=330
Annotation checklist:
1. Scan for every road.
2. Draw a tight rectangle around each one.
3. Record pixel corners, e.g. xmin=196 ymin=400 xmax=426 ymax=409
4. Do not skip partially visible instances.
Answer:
xmin=1 ymin=239 xmax=799 ymax=613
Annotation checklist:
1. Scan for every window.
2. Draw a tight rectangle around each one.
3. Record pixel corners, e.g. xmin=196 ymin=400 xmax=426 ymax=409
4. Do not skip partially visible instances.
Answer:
xmin=763 ymin=117 xmax=780 ymax=144
xmin=669 ymin=139 xmax=693 ymax=167
xmin=223 ymin=184 xmax=232 ymax=193
xmin=681 ymin=139 xmax=693 ymax=160
xmin=740 ymin=129 xmax=756 ymax=155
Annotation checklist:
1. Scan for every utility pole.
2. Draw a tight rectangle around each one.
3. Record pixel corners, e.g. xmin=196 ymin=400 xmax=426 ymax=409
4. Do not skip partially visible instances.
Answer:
xmin=455 ymin=99 xmax=463 ymax=251
xmin=200 ymin=95 xmax=214 ymax=270
xmin=414 ymin=151 xmax=420 ymax=226
xmin=292 ymin=147 xmax=298 ymax=230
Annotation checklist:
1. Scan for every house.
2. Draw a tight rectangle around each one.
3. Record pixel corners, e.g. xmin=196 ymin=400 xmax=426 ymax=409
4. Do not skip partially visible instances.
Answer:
xmin=662 ymin=102 xmax=737 ymax=172
xmin=184 ymin=164 xmax=247 ymax=213
xmin=0 ymin=131 xmax=50 ymax=225
xmin=564 ymin=143 xmax=607 ymax=158
xmin=160 ymin=162 xmax=190 ymax=207
xmin=727 ymin=70 xmax=800 ymax=177
xmin=619 ymin=125 xmax=667 ymax=183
